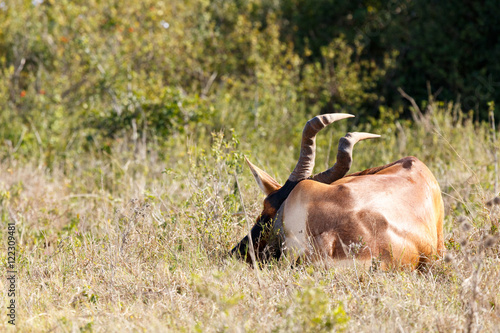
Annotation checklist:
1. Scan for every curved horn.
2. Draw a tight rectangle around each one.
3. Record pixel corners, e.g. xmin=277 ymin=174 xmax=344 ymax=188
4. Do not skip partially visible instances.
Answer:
xmin=311 ymin=132 xmax=380 ymax=184
xmin=288 ymin=113 xmax=354 ymax=182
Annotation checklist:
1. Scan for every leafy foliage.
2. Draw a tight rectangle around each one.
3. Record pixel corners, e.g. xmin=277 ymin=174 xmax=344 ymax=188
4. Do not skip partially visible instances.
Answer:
xmin=279 ymin=0 xmax=500 ymax=118
xmin=0 ymin=3 xmax=499 ymax=330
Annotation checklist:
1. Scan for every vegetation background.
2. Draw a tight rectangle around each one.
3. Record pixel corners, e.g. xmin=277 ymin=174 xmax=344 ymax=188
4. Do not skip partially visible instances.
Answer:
xmin=0 ymin=0 xmax=499 ymax=331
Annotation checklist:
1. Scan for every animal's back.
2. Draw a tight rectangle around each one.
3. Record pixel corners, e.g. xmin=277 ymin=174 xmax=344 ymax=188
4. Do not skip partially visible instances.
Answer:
xmin=281 ymin=157 xmax=444 ymax=268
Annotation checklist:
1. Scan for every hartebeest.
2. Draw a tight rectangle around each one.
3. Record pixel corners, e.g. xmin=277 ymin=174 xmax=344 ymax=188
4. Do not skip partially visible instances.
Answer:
xmin=231 ymin=114 xmax=444 ymax=269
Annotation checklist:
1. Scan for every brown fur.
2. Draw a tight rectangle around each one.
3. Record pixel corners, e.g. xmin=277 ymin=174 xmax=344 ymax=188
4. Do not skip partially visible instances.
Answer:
xmin=234 ymin=151 xmax=444 ymax=270
xmin=282 ymin=156 xmax=444 ymax=269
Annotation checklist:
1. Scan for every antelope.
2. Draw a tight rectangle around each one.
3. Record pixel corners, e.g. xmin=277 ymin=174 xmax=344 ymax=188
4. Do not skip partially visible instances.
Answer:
xmin=230 ymin=114 xmax=444 ymax=270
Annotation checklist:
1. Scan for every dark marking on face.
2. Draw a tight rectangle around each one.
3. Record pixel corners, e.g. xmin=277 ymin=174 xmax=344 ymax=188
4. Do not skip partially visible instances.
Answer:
xmin=230 ymin=180 xmax=299 ymax=262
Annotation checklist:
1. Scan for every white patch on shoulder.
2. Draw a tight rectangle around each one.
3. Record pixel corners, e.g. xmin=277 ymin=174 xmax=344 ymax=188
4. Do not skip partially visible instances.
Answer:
xmin=283 ymin=199 xmax=309 ymax=257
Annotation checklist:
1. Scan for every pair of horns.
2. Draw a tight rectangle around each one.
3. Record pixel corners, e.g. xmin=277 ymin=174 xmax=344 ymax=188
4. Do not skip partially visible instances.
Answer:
xmin=288 ymin=113 xmax=379 ymax=183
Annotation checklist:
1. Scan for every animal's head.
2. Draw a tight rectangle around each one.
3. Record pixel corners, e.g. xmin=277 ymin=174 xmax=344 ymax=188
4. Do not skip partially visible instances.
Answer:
xmin=230 ymin=113 xmax=379 ymax=262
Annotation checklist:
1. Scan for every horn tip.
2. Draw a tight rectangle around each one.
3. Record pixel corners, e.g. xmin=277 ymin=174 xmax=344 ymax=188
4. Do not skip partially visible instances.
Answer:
xmin=318 ymin=113 xmax=355 ymax=124
xmin=244 ymin=155 xmax=253 ymax=165
xmin=362 ymin=133 xmax=381 ymax=140
xmin=347 ymin=132 xmax=382 ymax=141
xmin=326 ymin=113 xmax=355 ymax=118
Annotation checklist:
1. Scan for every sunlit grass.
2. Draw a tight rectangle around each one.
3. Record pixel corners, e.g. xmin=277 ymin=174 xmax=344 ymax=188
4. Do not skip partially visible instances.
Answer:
xmin=0 ymin=103 xmax=499 ymax=332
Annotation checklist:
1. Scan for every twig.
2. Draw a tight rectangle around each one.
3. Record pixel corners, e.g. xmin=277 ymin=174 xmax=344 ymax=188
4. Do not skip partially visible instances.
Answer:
xmin=13 ymin=127 xmax=27 ymax=153
xmin=14 ymin=58 xmax=26 ymax=77
xmin=202 ymin=72 xmax=218 ymax=97
xmin=489 ymin=106 xmax=498 ymax=195
xmin=398 ymin=87 xmax=424 ymax=123
xmin=234 ymin=171 xmax=262 ymax=287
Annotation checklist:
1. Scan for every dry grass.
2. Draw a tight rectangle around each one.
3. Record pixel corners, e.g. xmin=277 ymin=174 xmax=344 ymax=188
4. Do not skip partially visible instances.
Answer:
xmin=1 ymin=108 xmax=500 ymax=332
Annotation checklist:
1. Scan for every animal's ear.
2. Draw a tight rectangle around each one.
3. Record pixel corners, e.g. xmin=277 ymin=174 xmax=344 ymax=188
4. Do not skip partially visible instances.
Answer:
xmin=245 ymin=156 xmax=281 ymax=196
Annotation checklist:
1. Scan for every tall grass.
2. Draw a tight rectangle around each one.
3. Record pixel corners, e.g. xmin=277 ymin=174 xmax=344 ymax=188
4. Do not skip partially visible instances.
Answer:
xmin=1 ymin=100 xmax=499 ymax=332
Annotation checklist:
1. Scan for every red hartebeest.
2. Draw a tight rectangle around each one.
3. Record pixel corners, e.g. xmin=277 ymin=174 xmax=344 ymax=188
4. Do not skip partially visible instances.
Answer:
xmin=230 ymin=114 xmax=444 ymax=269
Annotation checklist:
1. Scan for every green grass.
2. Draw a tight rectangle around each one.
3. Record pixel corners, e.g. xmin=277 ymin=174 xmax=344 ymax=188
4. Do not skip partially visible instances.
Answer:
xmin=1 ymin=2 xmax=499 ymax=331
xmin=0 ymin=101 xmax=499 ymax=332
